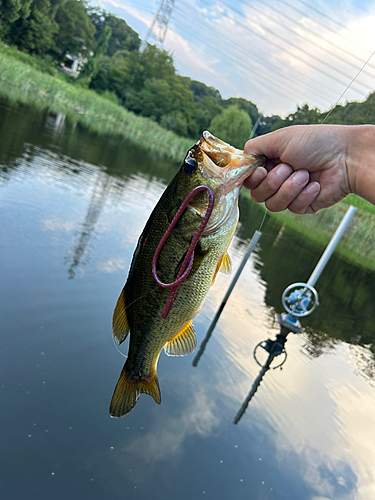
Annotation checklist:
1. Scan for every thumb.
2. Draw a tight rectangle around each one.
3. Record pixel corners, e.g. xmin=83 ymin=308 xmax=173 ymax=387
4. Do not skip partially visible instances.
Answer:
xmin=244 ymin=128 xmax=291 ymax=160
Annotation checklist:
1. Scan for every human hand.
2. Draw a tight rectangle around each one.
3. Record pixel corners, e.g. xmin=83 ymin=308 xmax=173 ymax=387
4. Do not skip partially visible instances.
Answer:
xmin=243 ymin=125 xmax=353 ymax=214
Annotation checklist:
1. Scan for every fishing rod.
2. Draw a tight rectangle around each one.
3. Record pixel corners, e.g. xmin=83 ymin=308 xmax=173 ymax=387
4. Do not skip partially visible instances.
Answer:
xmin=233 ymin=205 xmax=357 ymax=423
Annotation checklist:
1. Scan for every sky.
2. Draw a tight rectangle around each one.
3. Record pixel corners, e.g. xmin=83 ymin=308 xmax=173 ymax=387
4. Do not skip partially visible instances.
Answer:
xmin=91 ymin=0 xmax=375 ymax=117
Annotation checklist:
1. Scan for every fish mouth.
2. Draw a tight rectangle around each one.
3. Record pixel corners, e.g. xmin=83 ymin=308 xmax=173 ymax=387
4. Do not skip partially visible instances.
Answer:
xmin=197 ymin=131 xmax=266 ymax=189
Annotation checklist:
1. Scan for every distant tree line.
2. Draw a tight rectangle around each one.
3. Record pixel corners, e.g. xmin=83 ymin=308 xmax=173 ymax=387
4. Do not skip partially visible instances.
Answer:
xmin=1 ymin=1 xmax=375 ymax=144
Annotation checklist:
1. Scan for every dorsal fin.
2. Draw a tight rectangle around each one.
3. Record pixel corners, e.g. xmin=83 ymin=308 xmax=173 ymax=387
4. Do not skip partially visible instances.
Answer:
xmin=219 ymin=253 xmax=232 ymax=274
xmin=112 ymin=286 xmax=130 ymax=345
xmin=164 ymin=321 xmax=197 ymax=356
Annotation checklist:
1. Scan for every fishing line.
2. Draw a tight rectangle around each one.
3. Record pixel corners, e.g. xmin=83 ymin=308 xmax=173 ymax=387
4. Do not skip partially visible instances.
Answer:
xmin=321 ymin=49 xmax=375 ymax=124
xmin=257 ymin=208 xmax=268 ymax=233
xmin=197 ymin=192 xmax=267 ymax=317
xmin=112 ymin=40 xmax=372 ymax=348
xmin=112 ymin=336 xmax=128 ymax=358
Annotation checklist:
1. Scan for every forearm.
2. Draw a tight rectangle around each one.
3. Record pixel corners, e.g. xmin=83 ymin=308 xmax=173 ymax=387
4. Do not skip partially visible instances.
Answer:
xmin=347 ymin=125 xmax=375 ymax=204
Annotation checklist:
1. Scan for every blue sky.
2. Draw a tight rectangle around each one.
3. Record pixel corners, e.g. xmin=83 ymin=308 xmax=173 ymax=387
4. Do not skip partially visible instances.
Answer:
xmin=91 ymin=0 xmax=375 ymax=117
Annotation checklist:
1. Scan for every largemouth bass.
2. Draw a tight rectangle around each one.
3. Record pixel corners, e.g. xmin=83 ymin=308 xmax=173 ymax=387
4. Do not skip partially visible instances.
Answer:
xmin=110 ymin=131 xmax=266 ymax=417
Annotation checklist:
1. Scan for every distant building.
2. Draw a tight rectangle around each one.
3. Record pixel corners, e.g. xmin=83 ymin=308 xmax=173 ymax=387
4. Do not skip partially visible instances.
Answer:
xmin=61 ymin=53 xmax=90 ymax=78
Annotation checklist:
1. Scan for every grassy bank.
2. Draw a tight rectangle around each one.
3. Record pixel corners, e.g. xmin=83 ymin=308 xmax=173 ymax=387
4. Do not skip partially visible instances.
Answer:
xmin=1 ymin=44 xmax=374 ymax=271
xmin=0 ymin=44 xmax=192 ymax=161
xmin=249 ymin=196 xmax=375 ymax=271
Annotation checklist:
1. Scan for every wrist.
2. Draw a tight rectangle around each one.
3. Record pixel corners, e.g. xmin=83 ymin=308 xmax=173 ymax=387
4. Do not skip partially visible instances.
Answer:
xmin=346 ymin=125 xmax=375 ymax=204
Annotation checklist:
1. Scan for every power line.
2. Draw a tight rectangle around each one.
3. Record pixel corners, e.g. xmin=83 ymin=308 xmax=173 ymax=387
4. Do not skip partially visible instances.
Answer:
xmin=209 ymin=0 xmax=372 ymax=94
xmin=178 ymin=3 xmax=343 ymax=100
xmin=287 ymin=0 xmax=375 ymax=56
xmin=171 ymin=7 xmax=329 ymax=109
xmin=173 ymin=3 xmax=338 ymax=106
xmin=239 ymin=0 xmax=375 ymax=79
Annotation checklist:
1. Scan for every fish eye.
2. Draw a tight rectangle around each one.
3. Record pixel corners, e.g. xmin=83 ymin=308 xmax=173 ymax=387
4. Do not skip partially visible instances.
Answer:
xmin=183 ymin=157 xmax=197 ymax=174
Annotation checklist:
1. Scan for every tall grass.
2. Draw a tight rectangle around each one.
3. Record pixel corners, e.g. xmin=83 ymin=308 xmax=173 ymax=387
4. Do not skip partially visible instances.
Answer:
xmin=0 ymin=44 xmax=192 ymax=161
xmin=1 ymin=44 xmax=374 ymax=269
xmin=251 ymin=197 xmax=375 ymax=270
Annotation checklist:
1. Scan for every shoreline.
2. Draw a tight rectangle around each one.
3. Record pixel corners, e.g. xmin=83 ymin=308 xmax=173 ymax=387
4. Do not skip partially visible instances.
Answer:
xmin=1 ymin=44 xmax=374 ymax=272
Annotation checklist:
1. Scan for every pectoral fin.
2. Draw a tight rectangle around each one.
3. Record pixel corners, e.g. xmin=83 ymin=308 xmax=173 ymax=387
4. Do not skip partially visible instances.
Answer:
xmin=164 ymin=321 xmax=197 ymax=356
xmin=109 ymin=363 xmax=161 ymax=418
xmin=112 ymin=286 xmax=130 ymax=345
xmin=219 ymin=253 xmax=232 ymax=274
xmin=211 ymin=253 xmax=232 ymax=285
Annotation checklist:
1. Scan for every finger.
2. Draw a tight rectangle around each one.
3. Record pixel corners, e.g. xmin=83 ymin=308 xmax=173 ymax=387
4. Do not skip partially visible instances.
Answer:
xmin=264 ymin=169 xmax=310 ymax=212
xmin=288 ymin=182 xmax=321 ymax=214
xmin=251 ymin=163 xmax=294 ymax=203
xmin=243 ymin=167 xmax=267 ymax=190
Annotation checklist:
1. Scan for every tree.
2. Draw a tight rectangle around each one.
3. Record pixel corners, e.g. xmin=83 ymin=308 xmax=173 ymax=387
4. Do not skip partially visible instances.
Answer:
xmin=87 ymin=7 xmax=140 ymax=56
xmin=273 ymin=104 xmax=322 ymax=129
xmin=7 ymin=0 xmax=59 ymax=54
xmin=209 ymin=105 xmax=252 ymax=148
xmin=223 ymin=97 xmax=259 ymax=126
xmin=256 ymin=114 xmax=281 ymax=136
xmin=52 ymin=0 xmax=96 ymax=61
xmin=78 ymin=24 xmax=111 ymax=84
xmin=0 ymin=0 xmax=32 ymax=38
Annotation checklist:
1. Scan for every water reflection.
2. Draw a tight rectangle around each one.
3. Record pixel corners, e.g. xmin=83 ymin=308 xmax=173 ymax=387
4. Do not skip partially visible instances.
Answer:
xmin=237 ymin=197 xmax=375 ymax=358
xmin=66 ymin=171 xmax=111 ymax=279
xmin=234 ymin=330 xmax=288 ymax=424
xmin=1 ymin=97 xmax=375 ymax=500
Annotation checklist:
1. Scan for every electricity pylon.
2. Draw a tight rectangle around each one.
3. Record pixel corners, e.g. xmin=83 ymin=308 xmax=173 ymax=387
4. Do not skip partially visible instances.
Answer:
xmin=140 ymin=0 xmax=175 ymax=52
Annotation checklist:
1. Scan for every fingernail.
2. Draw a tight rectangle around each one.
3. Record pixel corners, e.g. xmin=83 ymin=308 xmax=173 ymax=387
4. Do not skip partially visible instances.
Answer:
xmin=294 ymin=170 xmax=309 ymax=185
xmin=276 ymin=164 xmax=292 ymax=180
xmin=306 ymin=182 xmax=320 ymax=195
xmin=251 ymin=168 xmax=265 ymax=183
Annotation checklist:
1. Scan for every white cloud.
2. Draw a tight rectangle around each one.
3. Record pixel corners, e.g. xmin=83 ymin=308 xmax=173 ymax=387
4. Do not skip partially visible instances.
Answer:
xmin=123 ymin=380 xmax=220 ymax=460
xmin=42 ymin=217 xmax=77 ymax=232
xmin=96 ymin=257 xmax=128 ymax=273
xmin=91 ymin=0 xmax=375 ymax=115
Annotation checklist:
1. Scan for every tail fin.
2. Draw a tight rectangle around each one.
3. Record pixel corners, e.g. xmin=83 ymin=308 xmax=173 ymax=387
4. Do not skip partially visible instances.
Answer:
xmin=109 ymin=363 xmax=161 ymax=418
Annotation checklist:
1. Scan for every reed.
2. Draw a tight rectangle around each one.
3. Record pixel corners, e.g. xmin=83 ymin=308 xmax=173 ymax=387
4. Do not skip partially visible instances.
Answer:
xmin=0 ymin=44 xmax=192 ymax=161
xmin=250 ymin=197 xmax=375 ymax=270
xmin=1 ymin=45 xmax=374 ymax=269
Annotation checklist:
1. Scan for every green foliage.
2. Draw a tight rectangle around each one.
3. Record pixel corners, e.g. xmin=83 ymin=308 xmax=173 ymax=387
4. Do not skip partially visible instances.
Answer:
xmin=3 ymin=0 xmax=375 ymax=146
xmin=9 ymin=0 xmax=59 ymax=54
xmin=325 ymin=92 xmax=375 ymax=125
xmin=88 ymin=7 xmax=140 ymax=56
xmin=223 ymin=97 xmax=259 ymax=126
xmin=341 ymin=193 xmax=375 ymax=216
xmin=272 ymin=104 xmax=322 ymax=129
xmin=188 ymin=79 xmax=221 ymax=101
xmin=0 ymin=0 xmax=32 ymax=37
xmin=0 ymin=47 xmax=192 ymax=161
xmin=0 ymin=41 xmax=57 ymax=73
xmin=126 ymin=76 xmax=195 ymax=137
xmin=51 ymin=0 xmax=95 ymax=60
xmin=256 ymin=114 xmax=281 ymax=136
xmin=209 ymin=105 xmax=252 ymax=148
xmin=78 ymin=24 xmax=111 ymax=84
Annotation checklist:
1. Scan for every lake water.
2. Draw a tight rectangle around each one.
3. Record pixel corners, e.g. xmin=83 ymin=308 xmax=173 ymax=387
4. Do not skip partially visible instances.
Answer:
xmin=1 ymin=99 xmax=374 ymax=500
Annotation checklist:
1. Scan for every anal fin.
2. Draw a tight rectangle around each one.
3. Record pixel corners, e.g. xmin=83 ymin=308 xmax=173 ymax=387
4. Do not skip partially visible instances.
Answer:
xmin=164 ymin=321 xmax=197 ymax=357
xmin=109 ymin=363 xmax=161 ymax=418
xmin=112 ymin=286 xmax=130 ymax=345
